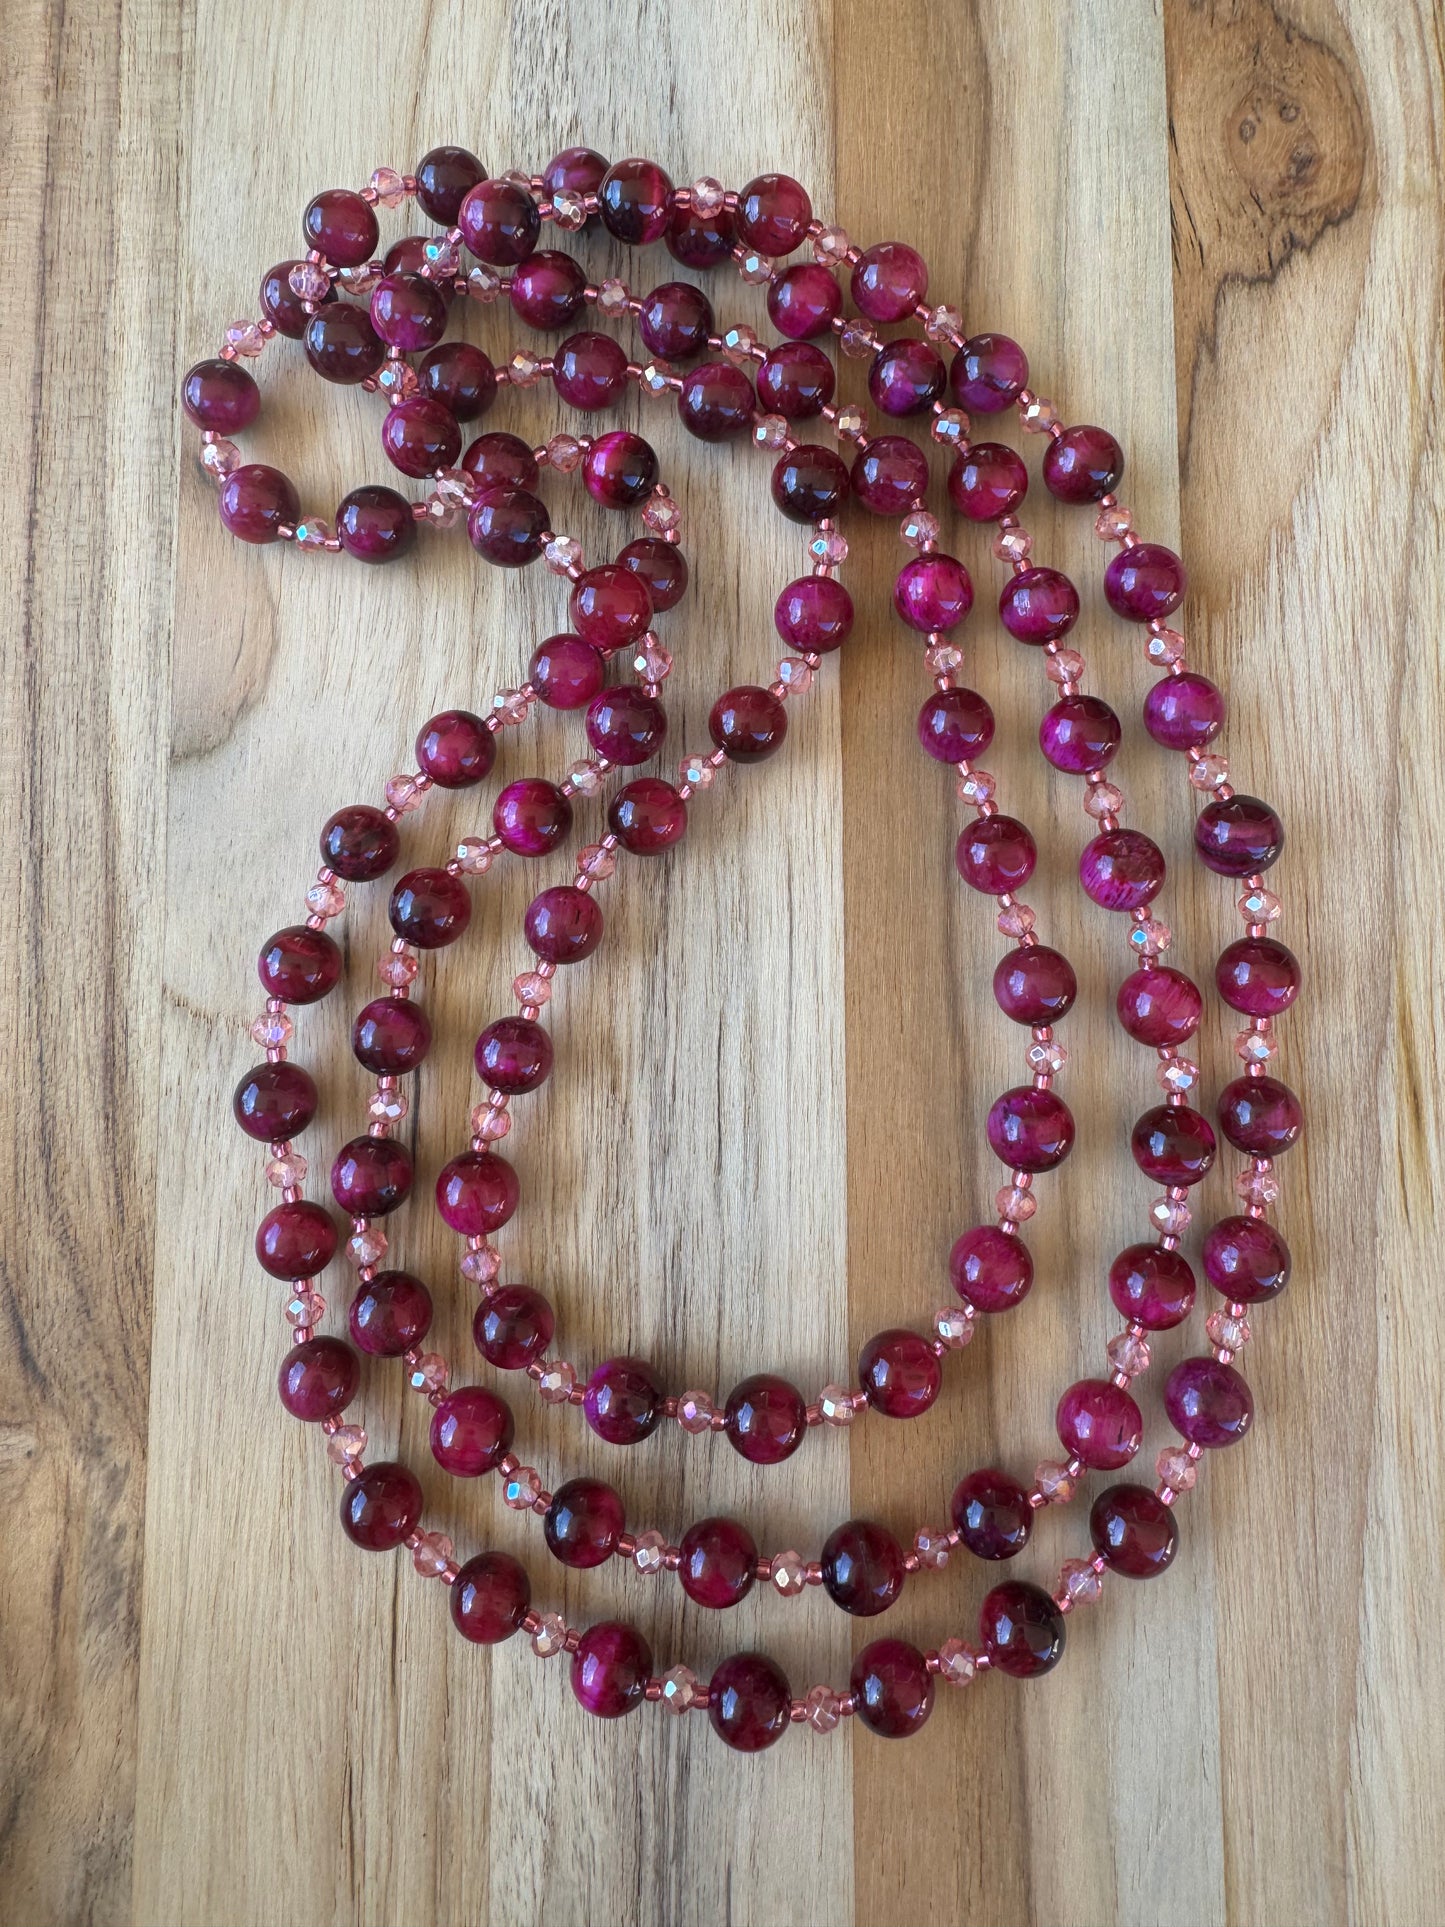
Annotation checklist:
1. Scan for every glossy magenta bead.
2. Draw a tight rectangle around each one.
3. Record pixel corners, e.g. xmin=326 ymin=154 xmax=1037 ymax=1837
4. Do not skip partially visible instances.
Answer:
xmin=492 ymin=777 xmax=572 ymax=856
xmin=585 ymin=686 xmax=667 ymax=766
xmin=1116 ymin=966 xmax=1203 ymax=1046
xmin=218 ymin=465 xmax=299 ymax=544
xmin=869 ymin=337 xmax=946 ymax=416
xmin=737 ymin=172 xmax=812 ymax=253
xmin=321 ymin=804 xmax=398 ymax=881
xmin=349 ymin=1271 xmax=433 ymax=1356
xmin=1055 ymin=1378 xmax=1143 ymax=1469
xmin=957 ymin=815 xmax=1038 ymax=895
xmin=1195 ymin=795 xmax=1285 ymax=876
xmin=756 ymin=341 xmax=835 ymax=419
xmin=450 ymin=1551 xmax=530 ymax=1643
xmin=331 ymin=1135 xmax=412 ymax=1216
xmin=850 ymin=241 xmax=928 ymax=322
xmin=1131 ymin=1104 xmax=1217 ymax=1185
xmin=767 ymin=262 xmax=842 ymax=339
xmin=529 ymin=634 xmax=605 ymax=710
xmin=384 ymin=235 xmax=443 ymax=282
xmin=1165 ymin=1357 xmax=1254 ymax=1448
xmin=458 ymin=178 xmax=539 ymax=264
xmin=1108 ymin=1244 xmax=1196 ymax=1329
xmin=950 ymin=1224 xmax=1033 ymax=1312
xmin=415 ymin=144 xmax=484 ymax=224
xmin=608 ymin=778 xmax=687 ymax=855
xmin=352 ymin=997 xmax=432 ymax=1075
xmin=858 ymin=1328 xmax=941 ymax=1419
xmin=620 ymin=537 xmax=688 ymax=612
xmin=709 ymin=1653 xmax=793 ymax=1753
xmin=1043 ymin=424 xmax=1124 ymax=502
xmin=998 ymin=567 xmax=1080 ymax=643
xmin=509 ymin=249 xmax=588 ymax=330
xmin=463 ymin=431 xmax=539 ymax=493
xmin=474 ymin=1285 xmax=553 ymax=1370
xmin=339 ymin=1461 xmax=423 ymax=1551
xmin=569 ymin=564 xmax=653 ymax=647
xmin=583 ymin=1357 xmax=662 ymax=1445
xmin=638 ymin=279 xmax=714 ymax=360
xmin=1040 ymin=695 xmax=1121 ymax=773
xmin=775 ymin=574 xmax=854 ymax=652
xmin=182 ymin=358 xmax=260 ymax=433
xmin=278 ymin=1337 xmax=358 ymax=1420
xmin=1090 ymin=1484 xmax=1178 ymax=1577
xmin=544 ymin=1478 xmax=625 ymax=1567
xmin=256 ymin=1200 xmax=338 ymax=1280
xmin=710 ymin=686 xmax=787 ymax=763
xmin=918 ymin=688 xmax=994 ymax=763
xmin=582 ymin=431 xmax=658 ymax=509
xmin=525 ymin=886 xmax=603 ymax=963
xmin=993 ymin=945 xmax=1077 ymax=1025
xmin=435 ymin=1151 xmax=519 ymax=1235
xmin=475 ymin=1016 xmax=554 ymax=1094
xmin=894 ymin=553 xmax=972 ymax=633
xmin=417 ymin=341 xmax=496 ymax=421
xmin=1202 ymin=1216 xmax=1291 ymax=1303
xmin=415 ymin=709 xmax=494 ymax=787
xmin=724 ymin=1374 xmax=806 ymax=1464
xmin=337 ymin=485 xmax=417 ymax=563
xmin=389 ymin=868 xmax=471 ymax=948
xmin=1104 ymin=543 xmax=1186 ymax=621
xmin=571 ymin=1622 xmax=652 ymax=1719
xmin=851 ymin=435 xmax=929 ymax=515
xmin=233 ymin=1061 xmax=317 ymax=1141
xmin=820 ymin=1519 xmax=906 ymax=1616
xmin=987 ymin=1086 xmax=1075 ymax=1172
xmin=430 ymin=1385 xmax=514 ymax=1477
xmin=303 ymin=304 xmax=385 ymax=383
xmin=541 ymin=145 xmax=608 ymax=200
xmin=771 ymin=445 xmax=849 ymax=522
xmin=1080 ymin=830 xmax=1165 ymax=911
xmin=1216 ymin=937 xmax=1300 ymax=1016
xmin=381 ymin=397 xmax=461 ymax=478
xmin=1144 ymin=672 xmax=1225 ymax=751
xmin=679 ymin=1517 xmax=758 ymax=1610
xmin=553 ymin=330 xmax=629 ymax=411
xmin=666 ymin=198 xmax=735 ymax=269
xmin=980 ymin=1581 xmax=1065 ymax=1677
xmin=467 ymin=487 xmax=549 ymax=567
xmin=1217 ymin=1075 xmax=1303 ymax=1156
xmin=302 ymin=188 xmax=378 ymax=267
xmin=259 ymin=261 xmax=332 ymax=338
xmin=951 ymin=334 xmax=1029 ymax=412
xmin=951 ymin=1468 xmax=1033 ymax=1560
xmin=370 ymin=271 xmax=447 ymax=351
xmin=677 ymin=360 xmax=756 ymax=439
xmin=257 ymin=924 xmax=341 ymax=1004
xmin=851 ymin=1639 xmax=934 ymax=1739
xmin=948 ymin=442 xmax=1029 ymax=521
xmin=598 ymin=158 xmax=673 ymax=245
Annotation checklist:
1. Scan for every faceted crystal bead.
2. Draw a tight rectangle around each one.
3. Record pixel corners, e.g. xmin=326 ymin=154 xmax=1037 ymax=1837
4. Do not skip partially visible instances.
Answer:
xmin=677 ymin=755 xmax=715 ymax=790
xmin=1236 ymin=1027 xmax=1277 ymax=1064
xmin=834 ymin=403 xmax=867 ymax=440
xmin=936 ymin=1639 xmax=978 ymax=1686
xmin=537 ymin=1360 xmax=576 ymax=1403
xmin=805 ymin=1684 xmax=842 ymax=1732
xmin=808 ymin=528 xmax=848 ymax=566
xmin=339 ymin=261 xmax=383 ymax=296
xmin=1060 ymin=1557 xmax=1102 ymax=1605
xmin=411 ymin=1530 xmax=455 ymax=1577
xmin=460 ymin=1244 xmax=502 ymax=1285
xmin=454 ymin=837 xmax=493 ymax=875
xmin=285 ymin=1290 xmax=325 ymax=1328
xmin=1156 ymin=1446 xmax=1198 ymax=1491
xmin=1239 ymin=885 xmax=1283 ymax=923
xmin=1206 ymin=1309 xmax=1252 ymax=1351
xmin=660 ymin=1664 xmax=700 ymax=1714
xmin=201 ymin=436 xmax=242 ymax=478
xmin=996 ymin=1184 xmax=1038 ymax=1222
xmin=504 ymin=1467 xmax=543 ymax=1510
xmin=737 ymin=248 xmax=774 ymax=285
xmin=642 ymin=495 xmax=682 ymax=537
xmin=993 ymin=527 xmax=1033 ymax=564
xmin=367 ymin=1086 xmax=408 ymax=1124
xmin=422 ymin=236 xmax=460 ymax=278
xmin=288 ymin=262 xmax=331 ymax=302
xmin=931 ymin=406 xmax=969 ymax=446
xmin=689 ymin=176 xmax=726 ymax=214
xmin=305 ymin=879 xmax=345 ymax=918
xmin=294 ymin=517 xmax=334 ymax=549
xmin=1046 ymin=648 xmax=1086 ymax=686
xmin=347 ymin=1225 xmax=388 ymax=1269
xmin=266 ymin=1151 xmax=309 ymax=1188
xmin=1026 ymin=1038 xmax=1067 ymax=1075
xmin=1236 ymin=1165 xmax=1281 ymax=1208
xmin=840 ymin=318 xmax=879 ymax=359
xmin=470 ymin=1104 xmax=511 ymax=1143
xmin=771 ymin=1550 xmax=806 ymax=1597
xmin=632 ymin=1530 xmax=668 ymax=1575
xmin=933 ymin=1304 xmax=975 ymax=1348
xmin=325 ymin=1422 xmax=367 ymax=1463
xmin=565 ymin=759 xmax=605 ymax=797
xmin=550 ymin=188 xmax=586 ymax=231
xmin=640 ymin=359 xmax=675 ymax=395
xmin=596 ymin=277 xmax=631 ymax=316
xmin=530 ymin=1611 xmax=568 ymax=1657
xmin=819 ymin=1384 xmax=855 ymax=1426
xmin=1157 ymin=1056 xmax=1199 ymax=1094
xmin=407 ymin=1351 xmax=448 ymax=1395
xmin=902 ymin=509 xmax=940 ymax=549
xmin=224 ymin=319 xmax=266 ymax=357
xmin=677 ymin=1389 xmax=715 ymax=1433
xmin=1145 ymin=627 xmax=1186 ymax=667
xmin=1035 ymin=1460 xmax=1075 ymax=1504
xmin=812 ymin=224 xmax=850 ymax=264
xmin=1095 ymin=503 xmax=1133 ymax=540
xmin=546 ymin=433 xmax=584 ymax=472
xmin=1083 ymin=782 xmax=1124 ymax=820
xmin=925 ymin=302 xmax=963 ymax=341
xmin=927 ymin=642 xmax=965 ymax=675
xmin=753 ymin=413 xmax=790 ymax=451
xmin=250 ymin=1009 xmax=294 ymax=1049
xmin=1149 ymin=1195 xmax=1193 ymax=1236
xmin=493 ymin=688 xmax=531 ymax=726
xmin=377 ymin=950 xmax=419 ymax=988
xmin=1189 ymin=754 xmax=1230 ymax=791
xmin=513 ymin=970 xmax=553 ymax=1005
xmin=376 ymin=361 xmax=420 ymax=401
xmin=1106 ymin=1330 xmax=1152 ymax=1378
xmin=1021 ymin=396 xmax=1058 ymax=432
xmin=952 ymin=770 xmax=994 ymax=811
xmin=913 ymin=1527 xmax=951 ymax=1569
xmin=465 ymin=264 xmax=503 ymax=300
xmin=1130 ymin=918 xmax=1173 ymax=957
xmin=577 ymin=843 xmax=616 ymax=880
xmin=369 ymin=166 xmax=408 ymax=207
xmin=384 ymin=773 xmax=423 ymax=813
xmin=777 ymin=657 xmax=812 ymax=693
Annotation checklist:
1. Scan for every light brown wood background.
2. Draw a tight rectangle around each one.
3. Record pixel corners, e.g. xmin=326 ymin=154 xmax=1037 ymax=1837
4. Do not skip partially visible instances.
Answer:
xmin=3 ymin=0 xmax=1443 ymax=1922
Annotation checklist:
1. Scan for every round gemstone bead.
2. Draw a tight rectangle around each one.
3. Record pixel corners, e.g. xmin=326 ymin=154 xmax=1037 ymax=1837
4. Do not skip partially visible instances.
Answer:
xmin=1080 ymin=830 xmax=1166 ymax=911
xmin=182 ymin=358 xmax=260 ymax=433
xmin=637 ymin=279 xmax=713 ymax=360
xmin=529 ymin=635 xmax=605 ymax=711
xmin=509 ymin=249 xmax=587 ymax=329
xmin=1043 ymin=424 xmax=1124 ymax=502
xmin=430 ymin=1384 xmax=515 ymax=1476
xmin=951 ymin=1468 xmax=1033 ymax=1560
xmin=544 ymin=1477 xmax=626 ymax=1567
xmin=1131 ymin=1105 xmax=1217 ymax=1185
xmin=525 ymin=886 xmax=603 ymax=964
xmin=381 ymin=397 xmax=461 ymax=478
xmin=257 ymin=925 xmax=341 ymax=1005
xmin=462 ymin=430 xmax=540 ymax=493
xmin=768 ymin=262 xmax=843 ymax=341
xmin=918 ymin=687 xmax=995 ymax=764
xmin=992 ymin=946 xmax=1077 ymax=1025
xmin=851 ymin=241 xmax=928 ymax=322
xmin=570 ymin=564 xmax=653 ymax=647
xmin=666 ymin=196 xmax=735 ymax=268
xmin=736 ymin=171 xmax=812 ymax=253
xmin=552 ymin=330 xmax=629 ymax=411
xmin=724 ymin=1374 xmax=806 ymax=1464
xmin=458 ymin=178 xmax=539 ymax=263
xmin=233 ymin=1060 xmax=317 ymax=1141
xmin=679 ymin=1517 xmax=758 ymax=1610
xmin=542 ymin=145 xmax=608 ymax=200
xmin=948 ymin=443 xmax=1028 ymax=521
xmin=1090 ymin=1484 xmax=1179 ymax=1578
xmin=851 ymin=435 xmax=930 ymax=515
xmin=998 ymin=567 xmax=1080 ymax=644
xmin=467 ymin=487 xmax=549 ymax=566
xmin=331 ymin=1135 xmax=411 ymax=1216
xmin=277 ymin=1337 xmax=358 ymax=1420
xmin=1040 ymin=695 xmax=1120 ymax=773
xmin=415 ymin=709 xmax=494 ymax=788
xmin=389 ymin=868 xmax=472 ymax=948
xmin=583 ymin=1357 xmax=662 ymax=1445
xmin=858 ymin=1328 xmax=941 ymax=1419
xmin=414 ymin=145 xmax=485 ymax=223
xmin=337 ymin=485 xmax=417 ymax=563
xmin=1144 ymin=672 xmax=1225 ymax=750
xmin=256 ymin=1200 xmax=338 ymax=1280
xmin=608 ymin=778 xmax=687 ymax=854
xmin=710 ymin=686 xmax=787 ymax=763
xmin=474 ymin=1285 xmax=554 ymax=1370
xmin=774 ymin=575 xmax=854 ymax=654
xmin=957 ymin=815 xmax=1037 ymax=894
xmin=1217 ymin=1075 xmax=1303 ymax=1156
xmin=1195 ymin=795 xmax=1286 ymax=876
xmin=1165 ymin=1356 xmax=1254 ymax=1448
xmin=1108 ymin=1243 xmax=1196 ymax=1329
xmin=303 ymin=303 xmax=385 ymax=384
xmin=417 ymin=342 xmax=496 ymax=421
xmin=302 ymin=188 xmax=377 ymax=266
xmin=581 ymin=430 xmax=658 ymax=510
xmin=951 ymin=334 xmax=1028 ymax=412
xmin=218 ymin=464 xmax=299 ymax=544
xmin=475 ymin=1016 xmax=553 ymax=1093
xmin=1216 ymin=938 xmax=1300 ymax=1017
xmin=1116 ymin=967 xmax=1203 ymax=1046
xmin=820 ymin=1519 xmax=906 ymax=1616
xmin=349 ymin=1271 xmax=433 ymax=1356
xmin=869 ymin=337 xmax=946 ymax=416
xmin=771 ymin=444 xmax=850 ymax=522
xmin=757 ymin=342 xmax=836 ymax=420
xmin=436 ymin=1151 xmax=519 ymax=1235
xmin=450 ymin=1550 xmax=530 ymax=1643
xmin=980 ymin=1580 xmax=1066 ymax=1677
xmin=1104 ymin=543 xmax=1186 ymax=621
xmin=260 ymin=260 xmax=333 ymax=338
xmin=987 ymin=1087 xmax=1075 ymax=1172
xmin=369 ymin=271 xmax=447 ymax=351
xmin=598 ymin=157 xmax=673 ymax=243
xmin=492 ymin=777 xmax=572 ymax=856
xmin=339 ymin=1461 xmax=423 ymax=1551
xmin=1203 ymin=1215 xmax=1290 ymax=1306
xmin=1056 ymin=1377 xmax=1143 ymax=1468
xmin=620 ymin=537 xmax=687 ymax=612
xmin=894 ymin=553 xmax=972 ymax=633
xmin=850 ymin=1639 xmax=934 ymax=1738
xmin=320 ymin=805 xmax=398 ymax=881
xmin=584 ymin=686 xmax=667 ymax=766
xmin=949 ymin=1225 xmax=1033 ymax=1311
xmin=571 ymin=1621 xmax=652 ymax=1718
xmin=677 ymin=360 xmax=756 ymax=439
xmin=352 ymin=997 xmax=432 ymax=1075
xmin=709 ymin=1652 xmax=793 ymax=1753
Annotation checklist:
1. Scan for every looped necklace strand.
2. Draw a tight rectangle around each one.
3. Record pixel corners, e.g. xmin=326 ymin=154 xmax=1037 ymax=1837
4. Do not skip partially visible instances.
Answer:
xmin=189 ymin=146 xmax=1301 ymax=1751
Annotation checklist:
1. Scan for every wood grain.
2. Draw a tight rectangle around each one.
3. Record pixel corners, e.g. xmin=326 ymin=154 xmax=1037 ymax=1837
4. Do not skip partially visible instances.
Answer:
xmin=1 ymin=1 xmax=1442 ymax=1923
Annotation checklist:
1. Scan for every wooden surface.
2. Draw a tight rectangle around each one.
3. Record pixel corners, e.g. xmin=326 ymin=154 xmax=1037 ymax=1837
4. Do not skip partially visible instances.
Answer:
xmin=3 ymin=2 xmax=1443 ymax=1922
